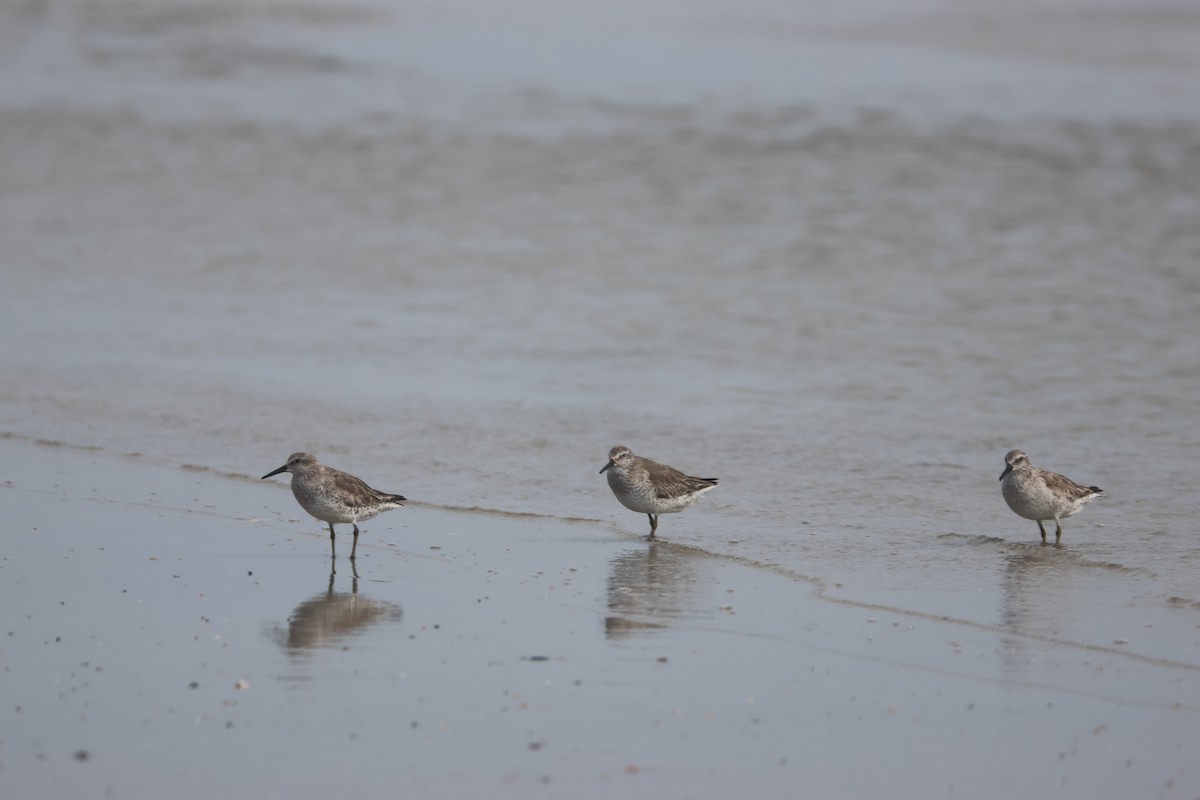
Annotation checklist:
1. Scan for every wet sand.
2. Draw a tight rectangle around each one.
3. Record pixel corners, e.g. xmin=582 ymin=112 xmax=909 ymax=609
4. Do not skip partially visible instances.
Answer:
xmin=2 ymin=0 xmax=1199 ymax=797
xmin=2 ymin=437 xmax=1197 ymax=798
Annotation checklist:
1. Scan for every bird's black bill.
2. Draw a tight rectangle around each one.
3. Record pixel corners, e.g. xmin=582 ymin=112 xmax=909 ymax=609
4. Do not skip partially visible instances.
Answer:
xmin=998 ymin=465 xmax=1012 ymax=481
xmin=261 ymin=465 xmax=288 ymax=480
xmin=599 ymin=460 xmax=613 ymax=474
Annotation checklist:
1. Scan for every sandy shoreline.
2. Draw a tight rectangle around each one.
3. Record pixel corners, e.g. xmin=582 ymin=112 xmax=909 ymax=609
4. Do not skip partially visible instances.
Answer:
xmin=1 ymin=437 xmax=1195 ymax=798
xmin=2 ymin=1 xmax=1199 ymax=796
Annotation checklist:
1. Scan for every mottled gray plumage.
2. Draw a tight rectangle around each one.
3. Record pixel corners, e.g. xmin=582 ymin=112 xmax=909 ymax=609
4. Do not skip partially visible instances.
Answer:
xmin=600 ymin=445 xmax=717 ymax=539
xmin=999 ymin=449 xmax=1102 ymax=546
xmin=262 ymin=452 xmax=406 ymax=560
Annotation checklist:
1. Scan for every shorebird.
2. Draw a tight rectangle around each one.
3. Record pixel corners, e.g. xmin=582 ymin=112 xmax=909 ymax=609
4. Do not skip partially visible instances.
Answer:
xmin=999 ymin=449 xmax=1102 ymax=546
xmin=262 ymin=452 xmax=406 ymax=560
xmin=600 ymin=445 xmax=717 ymax=540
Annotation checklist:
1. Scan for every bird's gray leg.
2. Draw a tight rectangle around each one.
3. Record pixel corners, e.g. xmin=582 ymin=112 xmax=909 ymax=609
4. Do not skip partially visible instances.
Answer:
xmin=350 ymin=524 xmax=360 ymax=561
xmin=647 ymin=514 xmax=658 ymax=541
xmin=329 ymin=523 xmax=337 ymax=558
xmin=1037 ymin=520 xmax=1048 ymax=546
xmin=1054 ymin=522 xmax=1063 ymax=548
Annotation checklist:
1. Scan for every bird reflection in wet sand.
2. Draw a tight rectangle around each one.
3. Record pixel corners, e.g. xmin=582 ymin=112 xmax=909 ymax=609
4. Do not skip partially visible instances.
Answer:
xmin=605 ymin=542 xmax=708 ymax=640
xmin=286 ymin=560 xmax=403 ymax=651
xmin=998 ymin=548 xmax=1081 ymax=676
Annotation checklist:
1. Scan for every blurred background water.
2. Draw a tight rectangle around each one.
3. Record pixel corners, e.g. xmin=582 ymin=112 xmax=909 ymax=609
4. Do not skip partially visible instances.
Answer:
xmin=1 ymin=0 xmax=1198 ymax=666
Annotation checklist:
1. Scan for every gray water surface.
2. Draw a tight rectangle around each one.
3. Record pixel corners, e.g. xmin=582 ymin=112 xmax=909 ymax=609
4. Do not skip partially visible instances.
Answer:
xmin=2 ymin=0 xmax=1198 ymax=718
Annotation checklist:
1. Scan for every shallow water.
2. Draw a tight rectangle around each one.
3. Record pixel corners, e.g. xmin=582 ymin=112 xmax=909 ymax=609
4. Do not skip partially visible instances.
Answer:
xmin=1 ymin=0 xmax=1199 ymax=792
xmin=2 ymin=440 xmax=1196 ymax=798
